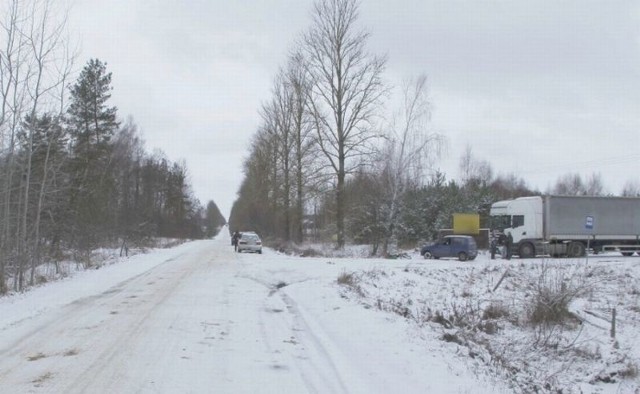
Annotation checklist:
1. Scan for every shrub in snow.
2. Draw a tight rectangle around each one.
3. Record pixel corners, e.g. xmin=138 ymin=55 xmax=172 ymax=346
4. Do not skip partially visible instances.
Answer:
xmin=619 ymin=361 xmax=639 ymax=379
xmin=482 ymin=302 xmax=510 ymax=320
xmin=441 ymin=332 xmax=464 ymax=345
xmin=336 ymin=270 xmax=364 ymax=297
xmin=477 ymin=320 xmax=499 ymax=335
xmin=522 ymin=263 xmax=590 ymax=327
xmin=331 ymin=256 xmax=640 ymax=392
xmin=337 ymin=271 xmax=356 ymax=286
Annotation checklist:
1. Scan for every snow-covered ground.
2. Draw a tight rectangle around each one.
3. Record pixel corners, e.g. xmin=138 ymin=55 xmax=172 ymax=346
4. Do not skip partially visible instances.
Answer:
xmin=1 ymin=233 xmax=638 ymax=393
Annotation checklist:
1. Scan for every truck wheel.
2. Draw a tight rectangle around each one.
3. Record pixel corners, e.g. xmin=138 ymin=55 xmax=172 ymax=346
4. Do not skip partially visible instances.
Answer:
xmin=518 ymin=243 xmax=535 ymax=258
xmin=458 ymin=252 xmax=468 ymax=261
xmin=423 ymin=251 xmax=433 ymax=259
xmin=568 ymin=242 xmax=586 ymax=257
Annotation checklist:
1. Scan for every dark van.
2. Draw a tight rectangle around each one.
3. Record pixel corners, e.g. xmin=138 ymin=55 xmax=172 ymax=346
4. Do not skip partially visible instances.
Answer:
xmin=420 ymin=235 xmax=477 ymax=261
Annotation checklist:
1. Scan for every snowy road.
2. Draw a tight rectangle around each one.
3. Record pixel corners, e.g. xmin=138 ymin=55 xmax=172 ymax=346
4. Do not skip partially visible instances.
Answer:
xmin=0 ymin=234 xmax=503 ymax=393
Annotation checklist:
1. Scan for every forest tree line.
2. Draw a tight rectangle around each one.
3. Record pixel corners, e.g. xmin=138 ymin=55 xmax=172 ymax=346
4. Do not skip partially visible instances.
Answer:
xmin=0 ymin=1 xmax=225 ymax=293
xmin=228 ymin=0 xmax=640 ymax=254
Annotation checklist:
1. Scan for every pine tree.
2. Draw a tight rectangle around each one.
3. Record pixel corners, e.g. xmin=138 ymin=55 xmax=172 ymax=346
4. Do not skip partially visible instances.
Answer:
xmin=66 ymin=59 xmax=120 ymax=249
xmin=67 ymin=59 xmax=118 ymax=151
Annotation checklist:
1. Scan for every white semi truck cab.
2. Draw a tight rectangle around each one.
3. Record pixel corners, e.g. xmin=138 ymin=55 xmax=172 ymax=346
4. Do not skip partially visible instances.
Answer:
xmin=490 ymin=196 xmax=544 ymax=258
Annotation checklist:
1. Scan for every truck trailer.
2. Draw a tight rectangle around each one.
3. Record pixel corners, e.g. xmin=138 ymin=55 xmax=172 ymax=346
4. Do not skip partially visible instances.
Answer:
xmin=489 ymin=195 xmax=640 ymax=258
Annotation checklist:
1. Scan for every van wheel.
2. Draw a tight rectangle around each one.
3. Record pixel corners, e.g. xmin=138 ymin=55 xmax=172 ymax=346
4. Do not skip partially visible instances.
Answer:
xmin=458 ymin=252 xmax=468 ymax=261
xmin=519 ymin=243 xmax=535 ymax=258
xmin=423 ymin=251 xmax=433 ymax=259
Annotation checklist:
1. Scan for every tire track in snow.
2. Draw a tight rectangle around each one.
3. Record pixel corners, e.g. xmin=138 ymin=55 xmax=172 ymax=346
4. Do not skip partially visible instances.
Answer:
xmin=0 ymin=257 xmax=176 ymax=384
xmin=238 ymin=273 xmax=355 ymax=392
xmin=60 ymin=261 xmax=200 ymax=392
xmin=279 ymin=290 xmax=352 ymax=393
xmin=0 ymin=244 xmax=212 ymax=392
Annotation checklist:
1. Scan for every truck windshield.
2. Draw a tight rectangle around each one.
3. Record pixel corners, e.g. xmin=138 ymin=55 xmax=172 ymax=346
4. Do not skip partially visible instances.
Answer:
xmin=490 ymin=215 xmax=511 ymax=230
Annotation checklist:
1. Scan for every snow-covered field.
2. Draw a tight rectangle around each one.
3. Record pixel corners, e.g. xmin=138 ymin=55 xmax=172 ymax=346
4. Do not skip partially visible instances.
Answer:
xmin=1 ymin=233 xmax=639 ymax=393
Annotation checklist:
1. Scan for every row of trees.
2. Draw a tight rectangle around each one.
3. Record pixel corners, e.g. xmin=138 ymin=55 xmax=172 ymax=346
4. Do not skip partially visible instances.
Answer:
xmin=230 ymin=0 xmax=388 ymax=249
xmin=230 ymin=0 xmax=639 ymax=254
xmin=0 ymin=0 xmax=225 ymax=293
xmin=228 ymin=0 xmax=532 ymax=252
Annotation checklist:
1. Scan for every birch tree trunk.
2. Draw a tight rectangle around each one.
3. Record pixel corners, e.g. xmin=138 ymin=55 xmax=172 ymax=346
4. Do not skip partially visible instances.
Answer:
xmin=1 ymin=0 xmax=72 ymax=291
xmin=1 ymin=0 xmax=29 ymax=291
xmin=381 ymin=75 xmax=443 ymax=256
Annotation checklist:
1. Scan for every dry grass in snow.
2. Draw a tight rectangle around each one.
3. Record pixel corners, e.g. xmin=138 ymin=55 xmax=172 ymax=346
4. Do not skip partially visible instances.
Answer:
xmin=336 ymin=256 xmax=640 ymax=393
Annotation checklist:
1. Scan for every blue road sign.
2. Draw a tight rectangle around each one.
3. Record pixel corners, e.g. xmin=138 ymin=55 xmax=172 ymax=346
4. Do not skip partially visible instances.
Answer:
xmin=585 ymin=215 xmax=594 ymax=230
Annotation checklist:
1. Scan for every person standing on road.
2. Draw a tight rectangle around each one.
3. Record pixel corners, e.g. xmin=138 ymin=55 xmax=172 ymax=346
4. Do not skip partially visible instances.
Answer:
xmin=232 ymin=231 xmax=241 ymax=252
xmin=505 ymin=232 xmax=513 ymax=260
xmin=490 ymin=230 xmax=498 ymax=260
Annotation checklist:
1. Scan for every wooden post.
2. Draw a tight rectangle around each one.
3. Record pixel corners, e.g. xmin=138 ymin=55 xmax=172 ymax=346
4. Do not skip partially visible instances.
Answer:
xmin=492 ymin=268 xmax=510 ymax=292
xmin=586 ymin=238 xmax=590 ymax=265
xmin=610 ymin=308 xmax=616 ymax=339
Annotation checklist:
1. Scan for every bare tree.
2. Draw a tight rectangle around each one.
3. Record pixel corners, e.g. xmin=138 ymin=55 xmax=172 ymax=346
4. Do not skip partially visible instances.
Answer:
xmin=1 ymin=0 xmax=30 ymax=292
xmin=22 ymin=0 xmax=73 ymax=287
xmin=459 ymin=145 xmax=474 ymax=186
xmin=303 ymin=0 xmax=386 ymax=247
xmin=0 ymin=0 xmax=73 ymax=291
xmin=237 ymin=50 xmax=323 ymax=242
xmin=550 ymin=172 xmax=605 ymax=196
xmin=379 ymin=75 xmax=443 ymax=255
xmin=267 ymin=68 xmax=297 ymax=241
xmin=550 ymin=173 xmax=585 ymax=196
xmin=257 ymin=97 xmax=285 ymax=237
xmin=459 ymin=144 xmax=493 ymax=187
xmin=265 ymin=52 xmax=318 ymax=243
xmin=286 ymin=51 xmax=316 ymax=243
xmin=584 ymin=173 xmax=605 ymax=196
xmin=489 ymin=173 xmax=535 ymax=200
xmin=621 ymin=180 xmax=640 ymax=197
xmin=230 ymin=126 xmax=280 ymax=235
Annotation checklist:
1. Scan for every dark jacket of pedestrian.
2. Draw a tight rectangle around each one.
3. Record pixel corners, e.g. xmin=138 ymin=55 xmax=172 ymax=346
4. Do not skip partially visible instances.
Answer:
xmin=506 ymin=232 xmax=513 ymax=260
xmin=232 ymin=231 xmax=240 ymax=247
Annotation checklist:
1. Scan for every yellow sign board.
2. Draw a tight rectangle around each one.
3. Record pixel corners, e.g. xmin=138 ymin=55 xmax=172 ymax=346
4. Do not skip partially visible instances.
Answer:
xmin=453 ymin=213 xmax=480 ymax=235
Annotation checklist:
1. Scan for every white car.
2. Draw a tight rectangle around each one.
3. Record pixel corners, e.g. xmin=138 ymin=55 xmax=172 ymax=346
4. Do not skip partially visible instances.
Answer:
xmin=237 ymin=232 xmax=262 ymax=254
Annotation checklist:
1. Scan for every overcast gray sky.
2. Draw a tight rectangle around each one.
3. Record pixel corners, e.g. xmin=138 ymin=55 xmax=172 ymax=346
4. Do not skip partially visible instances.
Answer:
xmin=69 ymin=0 xmax=640 ymax=217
